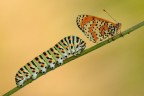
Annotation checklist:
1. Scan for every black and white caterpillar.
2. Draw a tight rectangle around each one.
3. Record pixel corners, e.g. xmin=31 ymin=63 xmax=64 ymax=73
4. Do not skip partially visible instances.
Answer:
xmin=15 ymin=36 xmax=86 ymax=87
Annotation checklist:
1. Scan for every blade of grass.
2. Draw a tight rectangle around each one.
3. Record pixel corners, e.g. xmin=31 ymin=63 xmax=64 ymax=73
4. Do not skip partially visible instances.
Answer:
xmin=3 ymin=21 xmax=144 ymax=96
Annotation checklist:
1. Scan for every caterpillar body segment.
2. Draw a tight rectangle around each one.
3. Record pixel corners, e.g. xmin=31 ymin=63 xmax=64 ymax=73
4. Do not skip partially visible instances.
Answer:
xmin=41 ymin=51 xmax=56 ymax=69
xmin=49 ymin=47 xmax=63 ymax=65
xmin=26 ymin=62 xmax=39 ymax=80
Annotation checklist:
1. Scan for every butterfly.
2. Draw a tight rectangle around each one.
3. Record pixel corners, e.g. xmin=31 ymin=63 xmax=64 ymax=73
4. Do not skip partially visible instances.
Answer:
xmin=76 ymin=10 xmax=121 ymax=43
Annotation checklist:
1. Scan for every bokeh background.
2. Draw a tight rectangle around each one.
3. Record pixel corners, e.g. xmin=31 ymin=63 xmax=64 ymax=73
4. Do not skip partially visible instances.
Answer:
xmin=0 ymin=0 xmax=144 ymax=96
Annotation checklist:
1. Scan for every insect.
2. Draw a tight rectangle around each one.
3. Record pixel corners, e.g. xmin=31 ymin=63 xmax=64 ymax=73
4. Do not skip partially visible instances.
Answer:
xmin=15 ymin=36 xmax=86 ymax=87
xmin=76 ymin=10 xmax=122 ymax=43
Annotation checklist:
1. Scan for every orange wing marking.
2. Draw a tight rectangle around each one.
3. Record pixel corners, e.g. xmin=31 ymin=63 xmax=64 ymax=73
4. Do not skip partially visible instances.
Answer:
xmin=89 ymin=20 xmax=98 ymax=42
xmin=80 ymin=16 xmax=93 ymax=29
xmin=99 ymin=22 xmax=108 ymax=37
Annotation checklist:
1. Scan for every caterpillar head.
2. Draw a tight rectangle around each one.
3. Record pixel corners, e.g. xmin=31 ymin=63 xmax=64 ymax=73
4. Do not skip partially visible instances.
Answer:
xmin=17 ymin=80 xmax=24 ymax=87
xmin=15 ymin=75 xmax=25 ymax=87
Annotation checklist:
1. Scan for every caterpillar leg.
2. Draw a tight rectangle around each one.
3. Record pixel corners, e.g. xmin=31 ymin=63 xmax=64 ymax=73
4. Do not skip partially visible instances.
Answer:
xmin=62 ymin=53 xmax=68 ymax=59
xmin=32 ymin=74 xmax=38 ymax=79
xmin=56 ymin=57 xmax=63 ymax=65
xmin=31 ymin=71 xmax=39 ymax=79
xmin=49 ymin=63 xmax=56 ymax=69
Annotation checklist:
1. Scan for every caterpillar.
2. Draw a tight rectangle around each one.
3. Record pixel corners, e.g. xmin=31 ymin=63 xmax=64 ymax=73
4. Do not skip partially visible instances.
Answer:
xmin=76 ymin=14 xmax=121 ymax=43
xmin=15 ymin=36 xmax=86 ymax=87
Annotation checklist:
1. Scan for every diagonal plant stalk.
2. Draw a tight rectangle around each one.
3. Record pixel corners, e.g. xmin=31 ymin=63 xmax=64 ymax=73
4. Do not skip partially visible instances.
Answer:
xmin=3 ymin=21 xmax=144 ymax=96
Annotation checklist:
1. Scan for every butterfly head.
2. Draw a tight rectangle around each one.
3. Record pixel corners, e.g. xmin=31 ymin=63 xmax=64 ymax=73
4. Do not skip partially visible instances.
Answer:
xmin=116 ymin=22 xmax=122 ymax=30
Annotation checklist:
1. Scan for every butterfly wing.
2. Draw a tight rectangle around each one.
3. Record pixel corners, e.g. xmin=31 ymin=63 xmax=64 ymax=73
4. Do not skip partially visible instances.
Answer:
xmin=76 ymin=15 xmax=117 ymax=43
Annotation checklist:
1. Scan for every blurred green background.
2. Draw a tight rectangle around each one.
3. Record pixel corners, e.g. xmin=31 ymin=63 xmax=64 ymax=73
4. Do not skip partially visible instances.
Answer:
xmin=0 ymin=0 xmax=144 ymax=96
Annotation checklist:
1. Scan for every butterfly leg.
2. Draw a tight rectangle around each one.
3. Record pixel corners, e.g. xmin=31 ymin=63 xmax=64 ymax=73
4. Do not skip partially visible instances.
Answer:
xmin=110 ymin=32 xmax=117 ymax=41
xmin=106 ymin=34 xmax=112 ymax=43
xmin=119 ymin=30 xmax=124 ymax=37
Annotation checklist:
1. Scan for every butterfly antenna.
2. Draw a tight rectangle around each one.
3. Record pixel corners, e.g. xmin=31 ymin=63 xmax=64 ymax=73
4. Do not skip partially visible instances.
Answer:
xmin=103 ymin=9 xmax=117 ymax=22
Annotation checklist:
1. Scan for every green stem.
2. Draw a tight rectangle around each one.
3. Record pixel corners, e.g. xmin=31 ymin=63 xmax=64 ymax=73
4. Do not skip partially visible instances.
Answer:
xmin=3 ymin=21 xmax=144 ymax=96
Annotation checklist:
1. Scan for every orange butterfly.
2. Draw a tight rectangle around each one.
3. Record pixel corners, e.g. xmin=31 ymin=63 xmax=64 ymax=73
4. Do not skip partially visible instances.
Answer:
xmin=76 ymin=10 xmax=121 ymax=43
